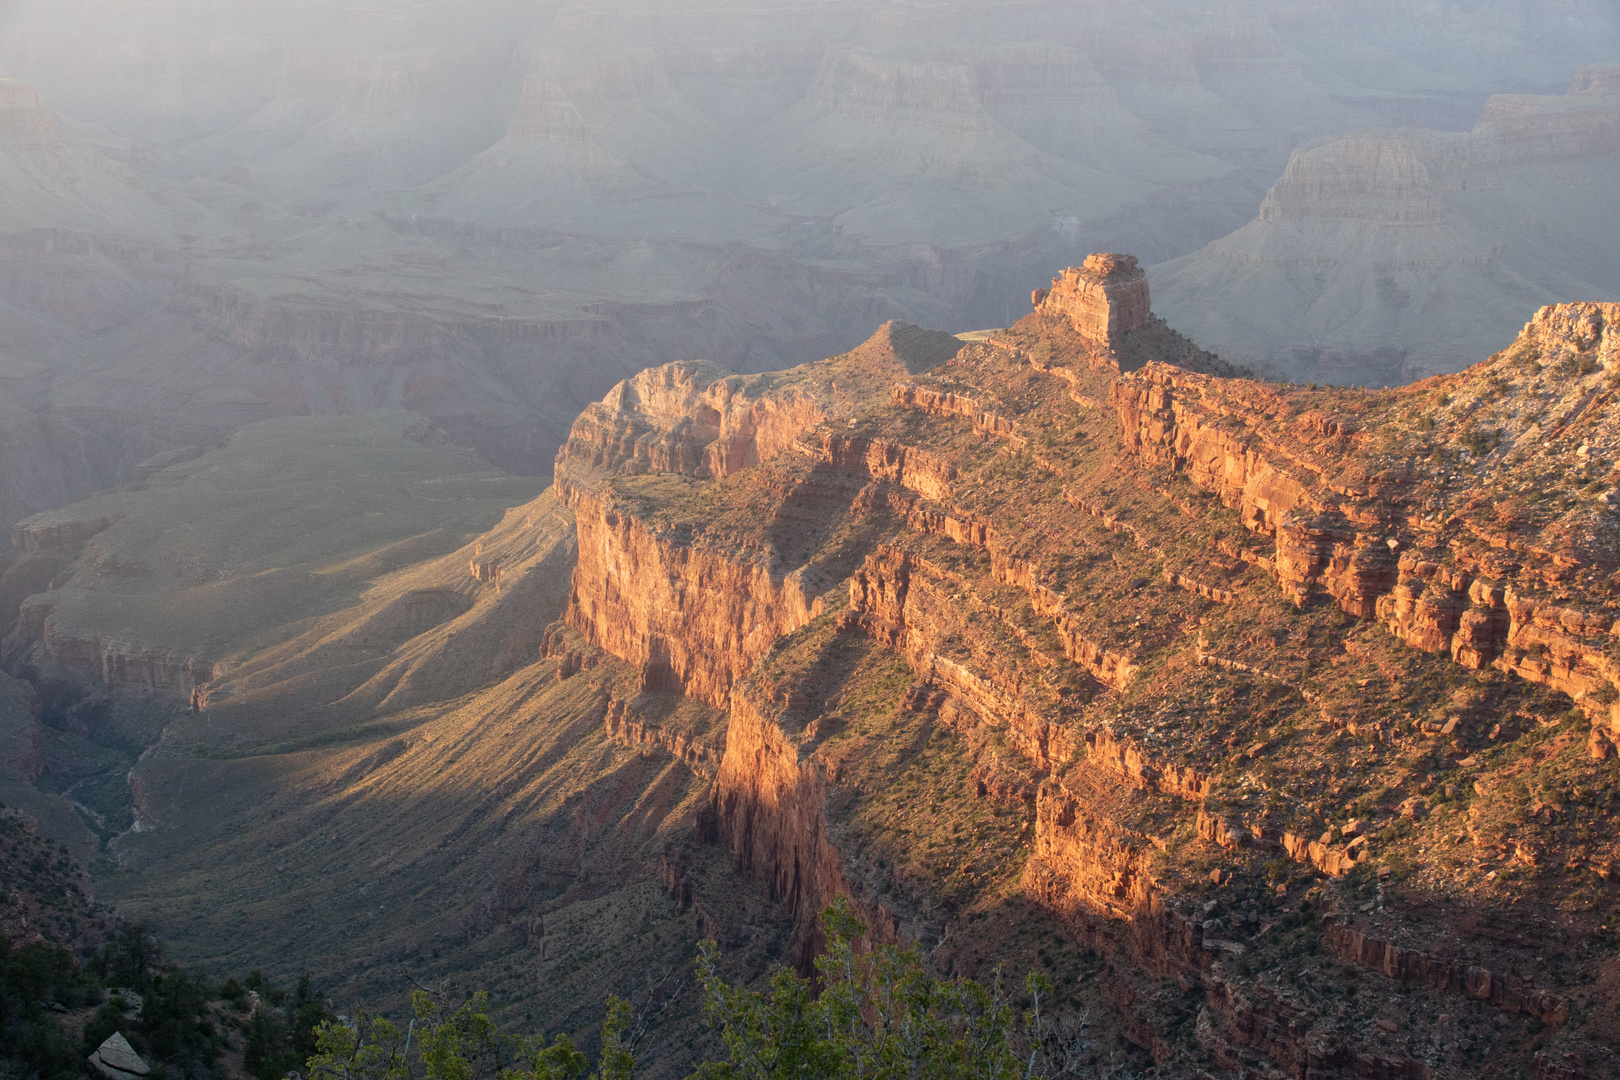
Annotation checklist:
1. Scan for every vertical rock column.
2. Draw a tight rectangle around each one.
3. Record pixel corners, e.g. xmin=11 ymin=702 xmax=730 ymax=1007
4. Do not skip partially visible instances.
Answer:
xmin=1035 ymin=253 xmax=1152 ymax=344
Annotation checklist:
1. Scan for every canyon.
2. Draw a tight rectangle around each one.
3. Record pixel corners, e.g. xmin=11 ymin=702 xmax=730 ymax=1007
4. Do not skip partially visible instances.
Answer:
xmin=3 ymin=256 xmax=1619 ymax=1077
xmin=3 ymin=0 xmax=1620 ymax=547
xmin=1153 ymin=65 xmax=1620 ymax=385
xmin=1 ymin=3 xmax=1620 ymax=1076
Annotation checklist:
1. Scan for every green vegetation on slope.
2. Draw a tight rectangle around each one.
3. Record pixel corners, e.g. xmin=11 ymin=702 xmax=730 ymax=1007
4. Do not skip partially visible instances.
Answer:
xmin=309 ymin=901 xmax=1125 ymax=1080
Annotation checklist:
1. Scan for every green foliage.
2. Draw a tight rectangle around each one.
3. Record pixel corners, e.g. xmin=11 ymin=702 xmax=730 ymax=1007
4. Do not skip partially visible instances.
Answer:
xmin=689 ymin=897 xmax=1105 ymax=1080
xmin=245 ymin=972 xmax=336 ymax=1080
xmin=5 ymin=927 xmax=236 ymax=1080
xmin=93 ymin=922 xmax=166 ymax=989
xmin=595 ymin=998 xmax=636 ymax=1080
xmin=299 ymin=902 xmax=1124 ymax=1080
xmin=0 ymin=938 xmax=97 ymax=1080
xmin=1555 ymin=353 xmax=1602 ymax=377
xmin=1459 ymin=427 xmax=1501 ymax=458
xmin=139 ymin=967 xmax=224 ymax=1076
xmin=307 ymin=990 xmax=614 ymax=1080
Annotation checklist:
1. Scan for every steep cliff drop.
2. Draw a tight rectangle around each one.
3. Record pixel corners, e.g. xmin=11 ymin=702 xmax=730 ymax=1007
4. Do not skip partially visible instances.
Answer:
xmin=552 ymin=265 xmax=1620 ymax=1078
xmin=9 ymin=268 xmax=1620 ymax=1078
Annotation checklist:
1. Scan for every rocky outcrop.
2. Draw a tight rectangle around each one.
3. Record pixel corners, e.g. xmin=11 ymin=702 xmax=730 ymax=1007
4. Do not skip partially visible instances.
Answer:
xmin=849 ymin=541 xmax=1137 ymax=703
xmin=1198 ymin=809 xmax=1363 ymax=877
xmin=39 ymin=621 xmax=217 ymax=700
xmin=559 ymin=321 xmax=960 ymax=484
xmin=12 ymin=512 xmax=119 ymax=555
xmin=562 ymin=481 xmax=819 ymax=708
xmin=1028 ymin=777 xmax=1157 ymax=918
xmin=87 ymin=1032 xmax=149 ymax=1080
xmin=1110 ymin=311 xmax=1620 ymax=730
xmin=1112 ymin=365 xmax=1317 ymax=535
xmin=847 ymin=546 xmax=1089 ymax=775
xmin=891 ymin=386 xmax=1022 ymax=445
xmin=1472 ymin=64 xmax=1620 ymax=166
xmin=1085 ymin=730 xmax=1207 ymax=800
xmin=1325 ymin=922 xmax=1568 ymax=1026
xmin=704 ymin=687 xmax=843 ymax=922
xmin=531 ymin=266 xmax=1617 ymax=1076
xmin=557 ymin=360 xmax=828 ymax=481
xmin=1036 ymin=253 xmax=1152 ymax=345
xmin=603 ymin=696 xmax=721 ymax=777
xmin=555 ymin=326 xmax=987 ymax=710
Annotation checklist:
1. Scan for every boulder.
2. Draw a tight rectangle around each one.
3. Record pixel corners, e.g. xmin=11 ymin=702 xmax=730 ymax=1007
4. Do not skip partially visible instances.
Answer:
xmin=88 ymin=1032 xmax=149 ymax=1080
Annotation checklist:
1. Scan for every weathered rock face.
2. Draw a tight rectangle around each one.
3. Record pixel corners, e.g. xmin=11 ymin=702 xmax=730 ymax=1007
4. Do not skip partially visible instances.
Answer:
xmin=1472 ymin=64 xmax=1620 ymax=165
xmin=1030 ymin=776 xmax=1158 ymax=918
xmin=1036 ymin=253 xmax=1152 ymax=344
xmin=551 ymin=260 xmax=1620 ymax=1076
xmin=37 ymin=623 xmax=216 ymax=700
xmin=562 ymin=479 xmax=819 ymax=708
xmin=1111 ymin=365 xmax=1315 ymax=534
xmin=555 ymin=322 xmax=976 ymax=708
xmin=1324 ymin=922 xmax=1568 ymax=1026
xmin=704 ymin=686 xmax=843 ymax=921
xmin=1112 ymin=302 xmax=1620 ymax=734
xmin=557 ymin=360 xmax=829 ymax=481
xmin=1255 ymin=134 xmax=1447 ymax=224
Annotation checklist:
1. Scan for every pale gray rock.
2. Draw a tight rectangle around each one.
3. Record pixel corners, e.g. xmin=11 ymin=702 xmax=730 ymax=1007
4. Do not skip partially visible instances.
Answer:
xmin=88 ymin=1032 xmax=149 ymax=1080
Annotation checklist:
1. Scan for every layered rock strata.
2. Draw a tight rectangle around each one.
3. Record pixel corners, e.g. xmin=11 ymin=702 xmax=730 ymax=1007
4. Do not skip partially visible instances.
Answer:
xmin=1112 ymin=301 xmax=1620 ymax=733
xmin=553 ymin=260 xmax=1616 ymax=1075
xmin=1035 ymin=253 xmax=1152 ymax=345
xmin=1151 ymin=66 xmax=1620 ymax=385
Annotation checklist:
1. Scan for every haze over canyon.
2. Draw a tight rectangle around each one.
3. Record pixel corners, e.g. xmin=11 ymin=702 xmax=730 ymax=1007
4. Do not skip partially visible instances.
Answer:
xmin=1 ymin=0 xmax=1620 ymax=536
xmin=4 ymin=4 xmax=1620 ymax=1080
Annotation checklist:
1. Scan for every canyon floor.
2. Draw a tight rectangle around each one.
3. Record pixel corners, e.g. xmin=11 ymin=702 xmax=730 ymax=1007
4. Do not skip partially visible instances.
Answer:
xmin=6 ymin=276 xmax=1620 ymax=1079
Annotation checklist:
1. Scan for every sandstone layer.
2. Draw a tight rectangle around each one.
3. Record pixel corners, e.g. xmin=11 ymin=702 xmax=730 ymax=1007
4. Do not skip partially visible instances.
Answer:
xmin=541 ymin=264 xmax=1620 ymax=1077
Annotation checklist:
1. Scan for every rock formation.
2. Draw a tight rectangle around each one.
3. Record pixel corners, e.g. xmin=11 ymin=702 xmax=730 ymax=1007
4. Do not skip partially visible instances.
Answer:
xmin=9 ymin=255 xmax=1620 ymax=1075
xmin=87 ymin=1033 xmax=148 ymax=1080
xmin=1035 ymin=254 xmax=1152 ymax=345
xmin=1153 ymin=66 xmax=1620 ymax=385
xmin=530 ymin=258 xmax=1620 ymax=1076
xmin=1113 ymin=299 xmax=1620 ymax=731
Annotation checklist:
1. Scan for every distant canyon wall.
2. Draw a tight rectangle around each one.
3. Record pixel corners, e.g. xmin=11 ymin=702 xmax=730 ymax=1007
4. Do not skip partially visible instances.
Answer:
xmin=5 ymin=4 xmax=1619 ymax=541
xmin=1152 ymin=65 xmax=1620 ymax=385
